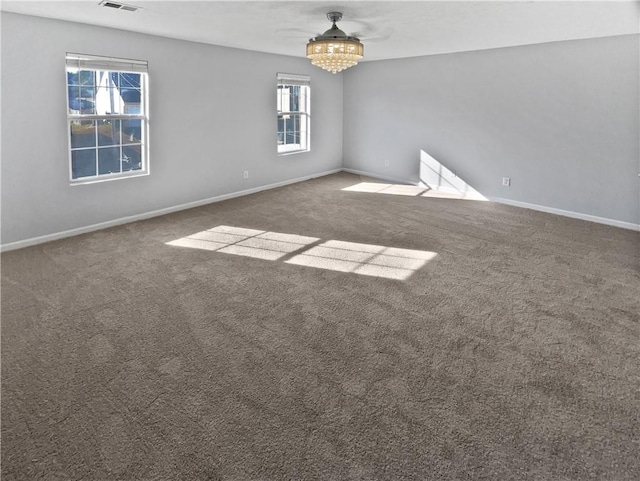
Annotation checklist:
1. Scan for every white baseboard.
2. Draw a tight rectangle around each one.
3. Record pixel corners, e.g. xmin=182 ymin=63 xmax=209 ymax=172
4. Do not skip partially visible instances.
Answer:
xmin=342 ymin=167 xmax=639 ymax=231
xmin=3 ymin=167 xmax=637 ymax=252
xmin=0 ymin=168 xmax=342 ymax=252
xmin=488 ymin=196 xmax=640 ymax=232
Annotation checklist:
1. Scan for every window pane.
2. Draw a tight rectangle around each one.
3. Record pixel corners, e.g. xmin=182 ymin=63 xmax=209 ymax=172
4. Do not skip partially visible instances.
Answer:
xmin=67 ymin=71 xmax=79 ymax=86
xmin=121 ymin=119 xmax=142 ymax=144
xmin=70 ymin=121 xmax=96 ymax=148
xmin=79 ymin=85 xmax=96 ymax=99
xmin=67 ymin=70 xmax=94 ymax=86
xmin=284 ymin=117 xmax=291 ymax=144
xmin=110 ymin=72 xmax=120 ymax=88
xmin=119 ymin=72 xmax=140 ymax=89
xmin=289 ymin=86 xmax=300 ymax=112
xmin=68 ymin=84 xmax=79 ymax=109
xmin=95 ymin=71 xmax=125 ymax=115
xmin=95 ymin=88 xmax=125 ymax=115
xmin=123 ymin=145 xmax=142 ymax=171
xmin=68 ymin=86 xmax=96 ymax=115
xmin=72 ymin=149 xmax=97 ymax=179
xmin=278 ymin=114 xmax=301 ymax=145
xmin=122 ymin=89 xmax=142 ymax=114
xmin=79 ymin=70 xmax=95 ymax=86
xmin=98 ymin=147 xmax=121 ymax=175
xmin=277 ymin=116 xmax=285 ymax=145
xmin=277 ymin=85 xmax=302 ymax=113
xmin=277 ymin=86 xmax=288 ymax=113
xmin=118 ymin=73 xmax=142 ymax=113
xmin=67 ymin=67 xmax=97 ymax=114
xmin=292 ymin=116 xmax=300 ymax=144
xmin=97 ymin=120 xmax=120 ymax=146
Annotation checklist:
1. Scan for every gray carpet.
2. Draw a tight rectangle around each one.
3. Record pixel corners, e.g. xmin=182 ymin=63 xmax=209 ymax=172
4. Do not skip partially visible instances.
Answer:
xmin=2 ymin=172 xmax=639 ymax=480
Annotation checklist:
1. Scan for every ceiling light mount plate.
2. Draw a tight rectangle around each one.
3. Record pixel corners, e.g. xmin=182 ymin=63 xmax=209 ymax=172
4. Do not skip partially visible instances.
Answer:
xmin=326 ymin=12 xmax=342 ymax=23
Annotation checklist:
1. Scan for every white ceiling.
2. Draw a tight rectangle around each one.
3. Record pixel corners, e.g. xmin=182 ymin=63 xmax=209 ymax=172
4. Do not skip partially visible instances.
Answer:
xmin=2 ymin=1 xmax=639 ymax=61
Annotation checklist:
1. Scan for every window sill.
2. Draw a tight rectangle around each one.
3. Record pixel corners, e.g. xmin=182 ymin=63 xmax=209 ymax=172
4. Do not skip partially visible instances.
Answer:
xmin=278 ymin=150 xmax=309 ymax=157
xmin=278 ymin=145 xmax=310 ymax=156
xmin=70 ymin=170 xmax=149 ymax=186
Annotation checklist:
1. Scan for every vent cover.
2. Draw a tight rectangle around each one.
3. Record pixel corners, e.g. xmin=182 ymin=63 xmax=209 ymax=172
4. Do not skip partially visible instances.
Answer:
xmin=99 ymin=1 xmax=139 ymax=12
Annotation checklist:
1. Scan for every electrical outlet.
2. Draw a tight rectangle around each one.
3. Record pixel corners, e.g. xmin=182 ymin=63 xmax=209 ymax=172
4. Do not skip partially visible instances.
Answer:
xmin=384 ymin=159 xmax=390 ymax=167
xmin=502 ymin=177 xmax=511 ymax=187
xmin=243 ymin=171 xmax=249 ymax=179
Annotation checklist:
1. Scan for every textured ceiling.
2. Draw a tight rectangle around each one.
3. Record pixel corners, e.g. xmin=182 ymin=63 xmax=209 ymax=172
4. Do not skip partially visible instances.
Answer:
xmin=2 ymin=1 xmax=639 ymax=61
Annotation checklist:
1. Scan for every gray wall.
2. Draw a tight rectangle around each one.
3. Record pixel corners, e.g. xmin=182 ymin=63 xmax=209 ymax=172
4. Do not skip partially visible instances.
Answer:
xmin=3 ymin=12 xmax=638 ymax=247
xmin=343 ymin=35 xmax=640 ymax=225
xmin=1 ymin=13 xmax=343 ymax=245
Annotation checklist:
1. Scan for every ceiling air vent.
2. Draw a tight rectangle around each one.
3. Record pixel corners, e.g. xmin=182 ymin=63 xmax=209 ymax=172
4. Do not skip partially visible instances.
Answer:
xmin=99 ymin=1 xmax=140 ymax=12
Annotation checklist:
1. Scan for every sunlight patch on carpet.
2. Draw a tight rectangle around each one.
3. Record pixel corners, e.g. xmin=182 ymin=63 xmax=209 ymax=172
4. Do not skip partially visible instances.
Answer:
xmin=342 ymin=181 xmax=488 ymax=201
xmin=342 ymin=182 xmax=427 ymax=196
xmin=286 ymin=240 xmax=436 ymax=280
xmin=167 ymin=227 xmax=437 ymax=280
xmin=167 ymin=226 xmax=319 ymax=261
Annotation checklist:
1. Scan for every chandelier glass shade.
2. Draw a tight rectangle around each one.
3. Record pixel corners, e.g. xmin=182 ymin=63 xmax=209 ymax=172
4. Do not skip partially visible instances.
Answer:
xmin=306 ymin=12 xmax=364 ymax=74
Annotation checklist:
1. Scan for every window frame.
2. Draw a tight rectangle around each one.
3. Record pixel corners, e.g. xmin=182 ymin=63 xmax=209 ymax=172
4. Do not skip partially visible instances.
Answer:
xmin=277 ymin=73 xmax=310 ymax=155
xmin=65 ymin=53 xmax=150 ymax=185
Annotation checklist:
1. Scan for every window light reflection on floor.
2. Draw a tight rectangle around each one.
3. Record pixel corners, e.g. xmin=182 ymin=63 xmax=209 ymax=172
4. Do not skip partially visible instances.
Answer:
xmin=342 ymin=181 xmax=487 ymax=200
xmin=166 ymin=226 xmax=437 ymax=281
xmin=286 ymin=240 xmax=436 ymax=280
xmin=342 ymin=182 xmax=428 ymax=196
xmin=166 ymin=225 xmax=319 ymax=261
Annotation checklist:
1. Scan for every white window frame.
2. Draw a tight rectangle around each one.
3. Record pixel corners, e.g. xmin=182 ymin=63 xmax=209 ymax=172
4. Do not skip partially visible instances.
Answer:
xmin=66 ymin=53 xmax=150 ymax=184
xmin=277 ymin=73 xmax=310 ymax=155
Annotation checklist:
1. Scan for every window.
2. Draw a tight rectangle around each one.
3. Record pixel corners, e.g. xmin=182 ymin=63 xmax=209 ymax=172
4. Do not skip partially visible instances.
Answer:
xmin=277 ymin=73 xmax=310 ymax=154
xmin=66 ymin=53 xmax=149 ymax=183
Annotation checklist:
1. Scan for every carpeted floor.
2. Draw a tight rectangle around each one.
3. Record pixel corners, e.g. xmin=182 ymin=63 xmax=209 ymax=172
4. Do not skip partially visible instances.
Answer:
xmin=2 ymin=172 xmax=639 ymax=480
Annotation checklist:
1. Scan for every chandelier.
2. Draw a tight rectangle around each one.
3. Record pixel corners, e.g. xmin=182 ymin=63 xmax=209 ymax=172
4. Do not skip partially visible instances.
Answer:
xmin=306 ymin=12 xmax=364 ymax=74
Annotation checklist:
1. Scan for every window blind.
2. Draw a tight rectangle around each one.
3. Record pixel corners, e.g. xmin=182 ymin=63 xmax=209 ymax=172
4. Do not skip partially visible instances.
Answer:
xmin=66 ymin=53 xmax=148 ymax=73
xmin=277 ymin=73 xmax=311 ymax=87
